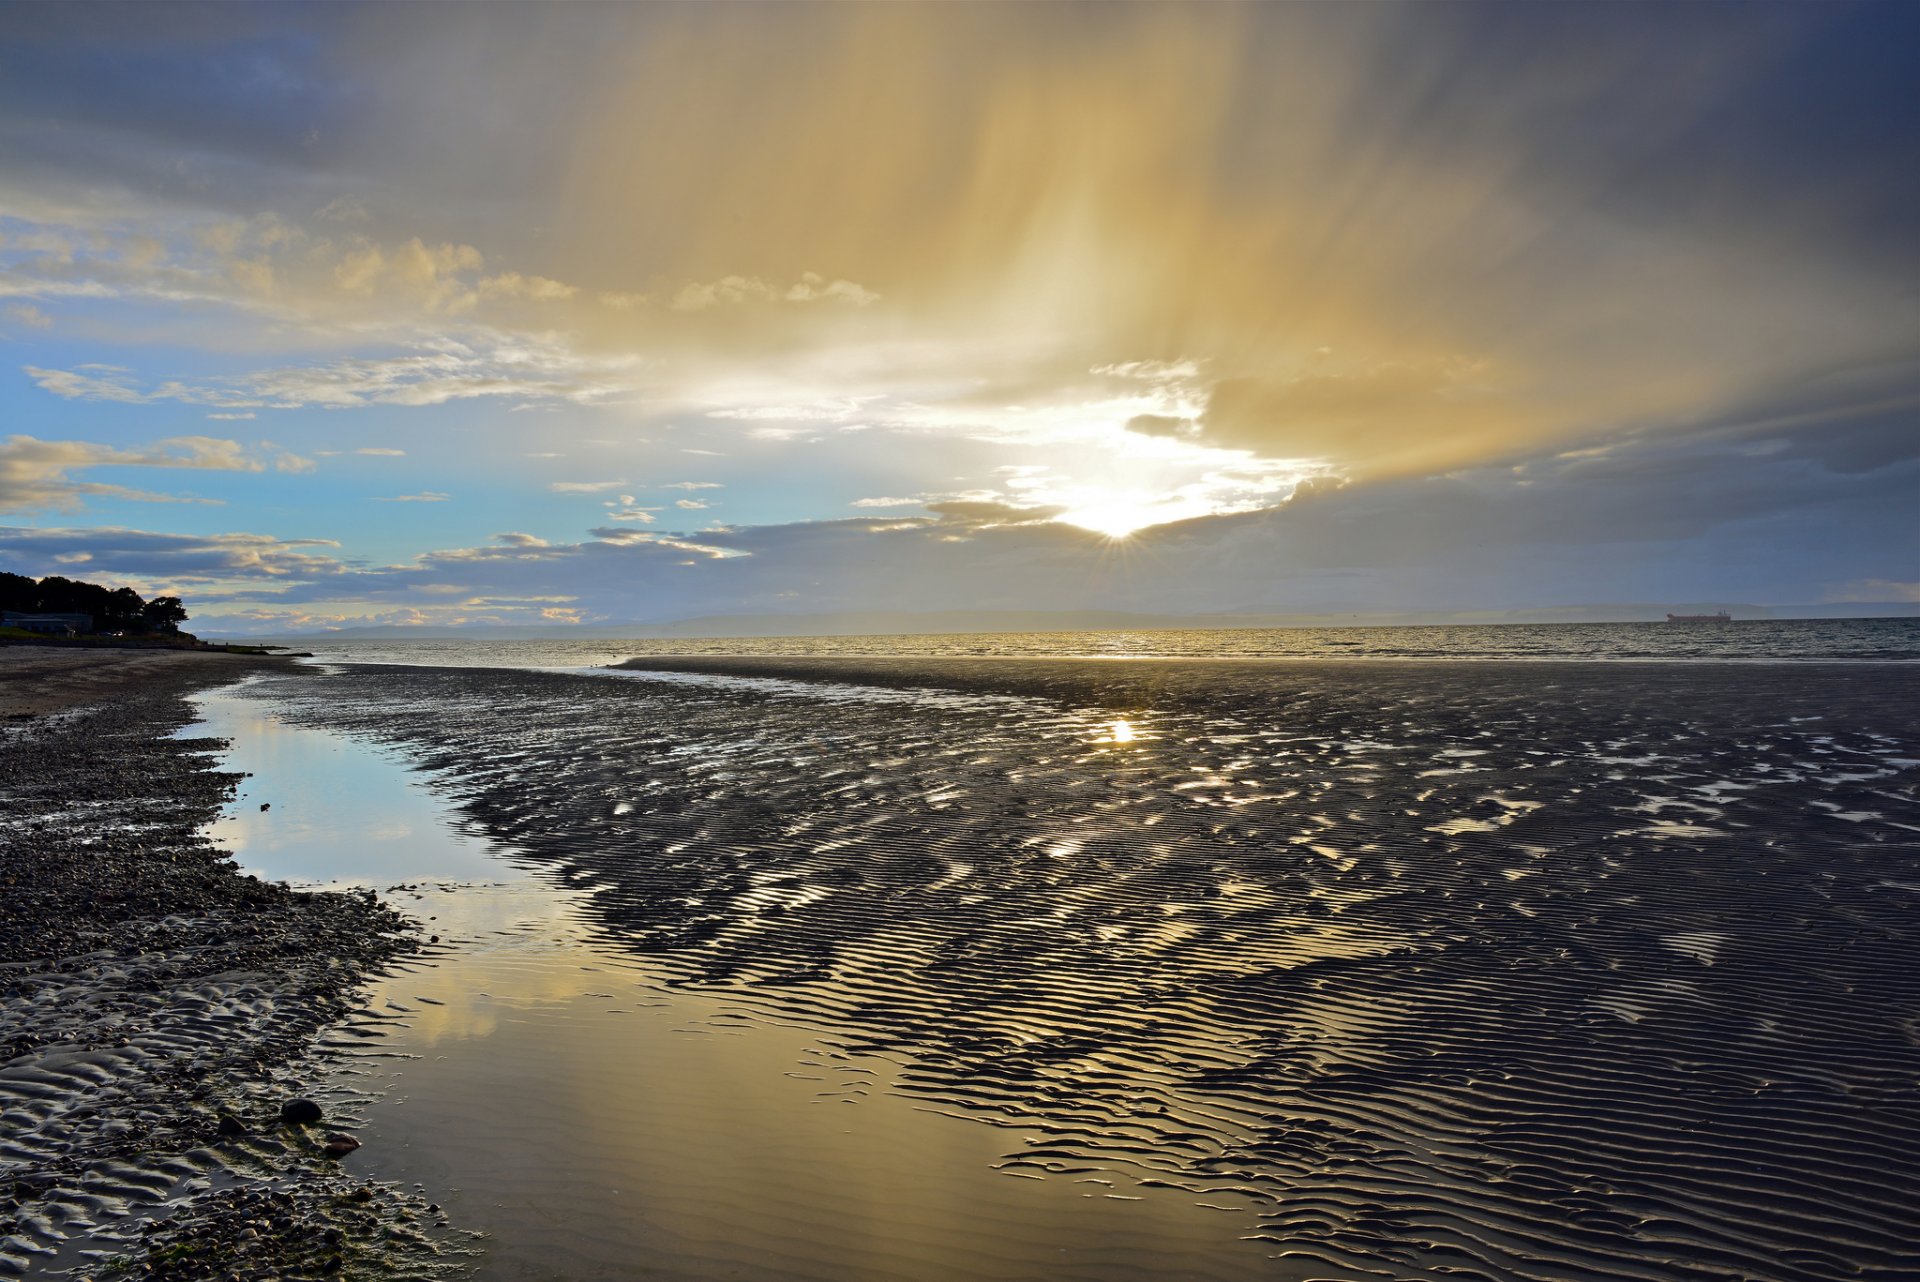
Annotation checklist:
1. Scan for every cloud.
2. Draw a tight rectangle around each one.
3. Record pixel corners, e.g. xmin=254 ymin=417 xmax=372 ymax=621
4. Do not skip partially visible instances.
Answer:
xmin=315 ymin=196 xmax=371 ymax=225
xmin=0 ymin=434 xmax=279 ymax=512
xmin=673 ymin=498 xmax=708 ymax=510
xmin=5 ymin=397 xmax=1905 ymax=635
xmin=1124 ymin=414 xmax=1191 ymax=439
xmin=1093 ymin=360 xmax=1201 ymax=381
xmin=356 ymin=447 xmax=406 ymax=456
xmin=601 ymin=494 xmax=659 ymax=523
xmin=371 ymin=491 xmax=451 ymax=503
xmin=25 ymin=365 xmax=151 ymax=404
xmin=0 ymin=526 xmax=346 ymax=590
xmin=663 ymin=480 xmax=721 ymax=490
xmin=23 ymin=340 xmax=647 ymax=412
xmin=479 ymin=272 xmax=578 ymax=302
xmin=551 ymin=480 xmax=626 ymax=493
xmin=0 ymin=2 xmax=1912 ymax=619
xmin=5 ymin=303 xmax=51 ymax=329
xmin=923 ymin=500 xmax=1065 ymax=527
xmin=670 ymin=272 xmax=878 ymax=311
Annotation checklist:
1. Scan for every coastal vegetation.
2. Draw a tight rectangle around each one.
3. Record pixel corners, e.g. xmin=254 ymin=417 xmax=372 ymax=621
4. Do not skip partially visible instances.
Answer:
xmin=1 ymin=570 xmax=189 ymax=636
xmin=0 ymin=571 xmax=295 ymax=654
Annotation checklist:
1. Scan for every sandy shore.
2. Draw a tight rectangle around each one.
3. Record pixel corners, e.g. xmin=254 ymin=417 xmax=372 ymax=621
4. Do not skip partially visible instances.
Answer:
xmin=0 ymin=650 xmax=446 ymax=1278
xmin=0 ymin=646 xmax=287 ymax=717
xmin=249 ymin=655 xmax=1919 ymax=1281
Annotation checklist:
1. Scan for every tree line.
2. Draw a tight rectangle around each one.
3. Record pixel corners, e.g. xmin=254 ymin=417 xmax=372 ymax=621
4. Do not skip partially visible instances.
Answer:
xmin=0 ymin=571 xmax=191 ymax=635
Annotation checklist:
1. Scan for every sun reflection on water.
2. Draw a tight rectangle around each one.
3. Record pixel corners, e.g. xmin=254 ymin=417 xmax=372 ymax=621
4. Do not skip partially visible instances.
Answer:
xmin=1110 ymin=718 xmax=1137 ymax=744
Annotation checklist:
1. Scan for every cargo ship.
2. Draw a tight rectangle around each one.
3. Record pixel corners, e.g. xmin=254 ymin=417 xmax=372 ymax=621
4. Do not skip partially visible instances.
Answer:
xmin=1666 ymin=611 xmax=1733 ymax=622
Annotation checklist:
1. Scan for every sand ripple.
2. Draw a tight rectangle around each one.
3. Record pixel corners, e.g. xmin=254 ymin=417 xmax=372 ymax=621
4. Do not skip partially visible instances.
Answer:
xmin=257 ymin=659 xmax=1920 ymax=1281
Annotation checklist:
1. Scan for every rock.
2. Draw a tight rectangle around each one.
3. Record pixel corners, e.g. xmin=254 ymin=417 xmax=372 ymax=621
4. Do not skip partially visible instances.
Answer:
xmin=279 ymin=1098 xmax=323 ymax=1125
xmin=321 ymin=1133 xmax=361 ymax=1158
xmin=216 ymin=1112 xmax=249 ymax=1137
xmin=259 ymin=802 xmax=271 ymax=811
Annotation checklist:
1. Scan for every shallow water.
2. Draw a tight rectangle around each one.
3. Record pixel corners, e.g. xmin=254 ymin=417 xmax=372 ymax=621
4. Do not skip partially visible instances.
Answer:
xmin=192 ymin=683 xmax=506 ymax=887
xmin=199 ymin=680 xmax=1295 ymax=1280
xmin=222 ymin=657 xmax=1920 ymax=1282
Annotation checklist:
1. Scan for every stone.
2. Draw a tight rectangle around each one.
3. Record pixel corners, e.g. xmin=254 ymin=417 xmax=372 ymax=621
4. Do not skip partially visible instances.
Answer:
xmin=279 ymin=1098 xmax=323 ymax=1125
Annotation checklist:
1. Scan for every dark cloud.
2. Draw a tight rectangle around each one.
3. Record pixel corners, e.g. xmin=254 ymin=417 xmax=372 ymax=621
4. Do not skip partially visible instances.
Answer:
xmin=922 ymin=500 xmax=1065 ymax=527
xmin=0 ymin=525 xmax=346 ymax=588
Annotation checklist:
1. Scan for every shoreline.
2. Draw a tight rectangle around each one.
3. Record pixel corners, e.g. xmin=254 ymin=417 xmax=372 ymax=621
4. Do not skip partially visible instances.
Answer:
xmin=608 ymin=651 xmax=1920 ymax=715
xmin=0 ymin=650 xmax=441 ymax=1277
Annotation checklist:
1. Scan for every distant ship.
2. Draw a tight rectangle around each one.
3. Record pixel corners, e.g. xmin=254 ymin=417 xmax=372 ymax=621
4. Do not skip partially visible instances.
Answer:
xmin=1666 ymin=611 xmax=1733 ymax=623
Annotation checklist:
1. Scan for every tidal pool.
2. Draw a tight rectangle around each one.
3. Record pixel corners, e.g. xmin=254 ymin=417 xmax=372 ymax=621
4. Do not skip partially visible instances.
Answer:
xmin=193 ymin=679 xmax=1287 ymax=1282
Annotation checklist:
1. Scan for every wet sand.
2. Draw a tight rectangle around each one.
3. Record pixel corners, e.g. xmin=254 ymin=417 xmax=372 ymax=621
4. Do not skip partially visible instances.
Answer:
xmin=0 ymin=650 xmax=449 ymax=1278
xmin=234 ymin=655 xmax=1920 ymax=1281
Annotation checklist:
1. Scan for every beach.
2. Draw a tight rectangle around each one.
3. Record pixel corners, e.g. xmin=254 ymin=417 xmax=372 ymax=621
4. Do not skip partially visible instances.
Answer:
xmin=5 ymin=646 xmax=1918 ymax=1280
xmin=0 ymin=650 xmax=448 ymax=1278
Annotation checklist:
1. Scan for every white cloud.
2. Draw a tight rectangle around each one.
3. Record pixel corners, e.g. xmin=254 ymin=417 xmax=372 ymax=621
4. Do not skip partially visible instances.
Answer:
xmin=674 ymin=498 xmax=709 ymax=510
xmin=1091 ymin=359 xmax=1202 ymax=381
xmin=663 ymin=480 xmax=722 ymax=490
xmin=551 ymin=480 xmax=627 ymax=493
xmin=356 ymin=448 xmax=407 ymax=456
xmin=25 ymin=365 xmax=151 ymax=404
xmin=372 ymin=491 xmax=451 ymax=502
xmin=601 ymin=495 xmax=659 ymax=523
xmin=0 ymin=434 xmax=278 ymax=512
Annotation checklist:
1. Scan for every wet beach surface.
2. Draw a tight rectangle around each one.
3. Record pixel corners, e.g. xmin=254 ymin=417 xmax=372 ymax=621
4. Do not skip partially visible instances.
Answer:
xmin=234 ymin=656 xmax=1920 ymax=1282
xmin=0 ymin=651 xmax=456 ymax=1279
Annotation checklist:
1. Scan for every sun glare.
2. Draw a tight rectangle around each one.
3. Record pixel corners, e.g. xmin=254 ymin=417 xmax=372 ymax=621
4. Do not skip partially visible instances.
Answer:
xmin=1058 ymin=499 xmax=1162 ymax=539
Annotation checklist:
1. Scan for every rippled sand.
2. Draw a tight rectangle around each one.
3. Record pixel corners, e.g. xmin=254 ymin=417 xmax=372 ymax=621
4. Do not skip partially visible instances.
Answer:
xmin=254 ymin=658 xmax=1920 ymax=1282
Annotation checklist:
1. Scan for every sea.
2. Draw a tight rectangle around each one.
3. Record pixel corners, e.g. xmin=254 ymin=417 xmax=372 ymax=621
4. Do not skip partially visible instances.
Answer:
xmin=283 ymin=616 xmax=1920 ymax=670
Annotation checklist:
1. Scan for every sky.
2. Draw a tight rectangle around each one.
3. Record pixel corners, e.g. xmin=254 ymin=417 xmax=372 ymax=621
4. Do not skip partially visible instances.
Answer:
xmin=1 ymin=1 xmax=1915 ymax=634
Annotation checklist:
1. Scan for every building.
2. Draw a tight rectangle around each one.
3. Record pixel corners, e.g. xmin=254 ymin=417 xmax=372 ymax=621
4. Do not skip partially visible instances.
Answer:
xmin=1 ymin=611 xmax=93 ymax=637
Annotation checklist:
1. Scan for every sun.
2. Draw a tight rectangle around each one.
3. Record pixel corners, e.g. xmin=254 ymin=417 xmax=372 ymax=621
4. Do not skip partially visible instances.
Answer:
xmin=1057 ymin=495 xmax=1163 ymax=539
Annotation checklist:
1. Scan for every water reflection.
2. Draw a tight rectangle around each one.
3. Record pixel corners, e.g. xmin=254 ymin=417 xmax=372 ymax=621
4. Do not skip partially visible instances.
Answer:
xmin=202 ymin=679 xmax=1288 ymax=1281
xmin=186 ymin=682 xmax=510 ymax=887
xmin=345 ymin=884 xmax=1283 ymax=1282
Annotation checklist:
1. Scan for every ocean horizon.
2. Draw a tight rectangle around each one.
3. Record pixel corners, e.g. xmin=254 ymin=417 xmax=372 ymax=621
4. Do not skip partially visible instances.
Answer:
xmin=277 ymin=616 xmax=1920 ymax=671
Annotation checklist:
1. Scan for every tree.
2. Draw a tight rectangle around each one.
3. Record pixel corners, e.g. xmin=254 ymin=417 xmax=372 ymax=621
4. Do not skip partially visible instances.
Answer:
xmin=0 ymin=573 xmax=194 ymax=636
xmin=142 ymin=596 xmax=189 ymax=634
xmin=0 ymin=571 xmax=36 ymax=613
